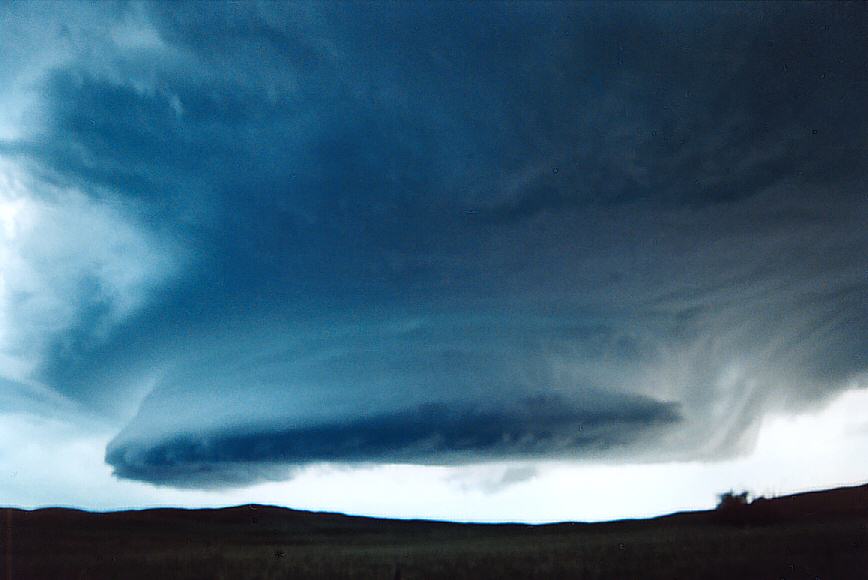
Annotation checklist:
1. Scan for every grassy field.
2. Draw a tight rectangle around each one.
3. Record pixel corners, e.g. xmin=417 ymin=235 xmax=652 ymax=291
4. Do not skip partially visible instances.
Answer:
xmin=3 ymin=484 xmax=868 ymax=579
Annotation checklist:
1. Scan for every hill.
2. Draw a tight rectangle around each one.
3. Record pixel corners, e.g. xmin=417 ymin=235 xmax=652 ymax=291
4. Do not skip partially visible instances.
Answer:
xmin=2 ymin=483 xmax=867 ymax=579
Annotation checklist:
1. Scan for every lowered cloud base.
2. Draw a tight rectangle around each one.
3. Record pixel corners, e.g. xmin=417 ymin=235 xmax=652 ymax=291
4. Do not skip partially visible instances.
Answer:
xmin=0 ymin=2 xmax=865 ymax=501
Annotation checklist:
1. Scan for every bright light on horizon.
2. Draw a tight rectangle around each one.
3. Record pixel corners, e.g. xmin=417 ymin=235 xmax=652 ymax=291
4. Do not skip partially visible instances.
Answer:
xmin=2 ymin=386 xmax=866 ymax=524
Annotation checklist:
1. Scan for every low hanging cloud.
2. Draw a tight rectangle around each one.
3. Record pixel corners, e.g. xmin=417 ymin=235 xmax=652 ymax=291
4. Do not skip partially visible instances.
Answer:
xmin=107 ymin=392 xmax=680 ymax=487
xmin=0 ymin=2 xmax=866 ymax=489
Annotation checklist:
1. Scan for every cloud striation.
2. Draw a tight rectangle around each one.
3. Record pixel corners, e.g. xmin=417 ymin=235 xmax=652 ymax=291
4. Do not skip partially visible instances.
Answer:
xmin=0 ymin=2 xmax=865 ymax=487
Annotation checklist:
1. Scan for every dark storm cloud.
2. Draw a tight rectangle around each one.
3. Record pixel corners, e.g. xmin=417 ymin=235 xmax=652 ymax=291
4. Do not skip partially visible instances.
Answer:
xmin=107 ymin=392 xmax=680 ymax=487
xmin=1 ymin=2 xmax=866 ymax=487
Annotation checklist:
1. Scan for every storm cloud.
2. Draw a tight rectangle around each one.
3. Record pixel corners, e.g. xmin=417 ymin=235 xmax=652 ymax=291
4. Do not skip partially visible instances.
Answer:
xmin=107 ymin=392 xmax=680 ymax=487
xmin=1 ymin=2 xmax=866 ymax=488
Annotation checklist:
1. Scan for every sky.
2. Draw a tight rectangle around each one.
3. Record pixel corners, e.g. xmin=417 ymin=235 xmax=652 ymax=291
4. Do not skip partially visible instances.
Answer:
xmin=0 ymin=1 xmax=867 ymax=523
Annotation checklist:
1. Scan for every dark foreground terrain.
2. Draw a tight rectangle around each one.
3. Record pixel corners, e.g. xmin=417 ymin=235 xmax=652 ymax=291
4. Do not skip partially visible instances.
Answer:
xmin=3 ymin=483 xmax=868 ymax=580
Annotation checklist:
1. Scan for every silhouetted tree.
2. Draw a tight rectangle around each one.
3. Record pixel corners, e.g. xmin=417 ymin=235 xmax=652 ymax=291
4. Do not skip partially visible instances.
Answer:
xmin=717 ymin=490 xmax=749 ymax=510
xmin=714 ymin=490 xmax=750 ymax=525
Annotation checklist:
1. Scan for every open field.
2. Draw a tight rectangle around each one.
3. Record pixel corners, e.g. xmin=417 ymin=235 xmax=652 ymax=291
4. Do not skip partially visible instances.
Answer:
xmin=3 ymin=484 xmax=868 ymax=580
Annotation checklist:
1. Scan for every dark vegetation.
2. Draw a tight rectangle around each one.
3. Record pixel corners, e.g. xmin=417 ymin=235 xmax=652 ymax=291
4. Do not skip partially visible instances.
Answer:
xmin=2 ymin=483 xmax=868 ymax=579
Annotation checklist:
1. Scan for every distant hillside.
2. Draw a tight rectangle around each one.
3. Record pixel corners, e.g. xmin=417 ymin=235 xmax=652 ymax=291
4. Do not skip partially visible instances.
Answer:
xmin=744 ymin=482 xmax=868 ymax=519
xmin=10 ymin=481 xmax=868 ymax=529
xmin=3 ymin=482 xmax=868 ymax=579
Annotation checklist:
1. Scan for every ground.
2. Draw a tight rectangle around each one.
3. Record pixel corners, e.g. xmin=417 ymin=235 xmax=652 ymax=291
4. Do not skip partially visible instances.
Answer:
xmin=3 ymin=483 xmax=868 ymax=579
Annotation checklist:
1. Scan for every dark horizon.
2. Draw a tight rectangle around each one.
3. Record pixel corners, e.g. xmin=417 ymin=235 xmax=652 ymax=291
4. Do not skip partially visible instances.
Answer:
xmin=4 ymin=481 xmax=868 ymax=579
xmin=6 ymin=478 xmax=868 ymax=525
xmin=1 ymin=1 xmax=867 ymax=523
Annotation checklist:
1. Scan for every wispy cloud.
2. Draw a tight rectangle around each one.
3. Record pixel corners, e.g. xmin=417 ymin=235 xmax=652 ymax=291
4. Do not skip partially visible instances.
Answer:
xmin=0 ymin=159 xmax=179 ymax=397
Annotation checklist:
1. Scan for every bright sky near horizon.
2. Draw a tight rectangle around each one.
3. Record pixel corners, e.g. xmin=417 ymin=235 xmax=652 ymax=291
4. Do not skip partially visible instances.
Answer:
xmin=1 ymin=1 xmax=866 ymax=522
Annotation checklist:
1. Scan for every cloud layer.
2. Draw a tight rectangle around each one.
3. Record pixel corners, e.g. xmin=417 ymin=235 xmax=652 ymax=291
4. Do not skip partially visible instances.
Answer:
xmin=107 ymin=392 xmax=680 ymax=487
xmin=0 ymin=2 xmax=866 ymax=488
